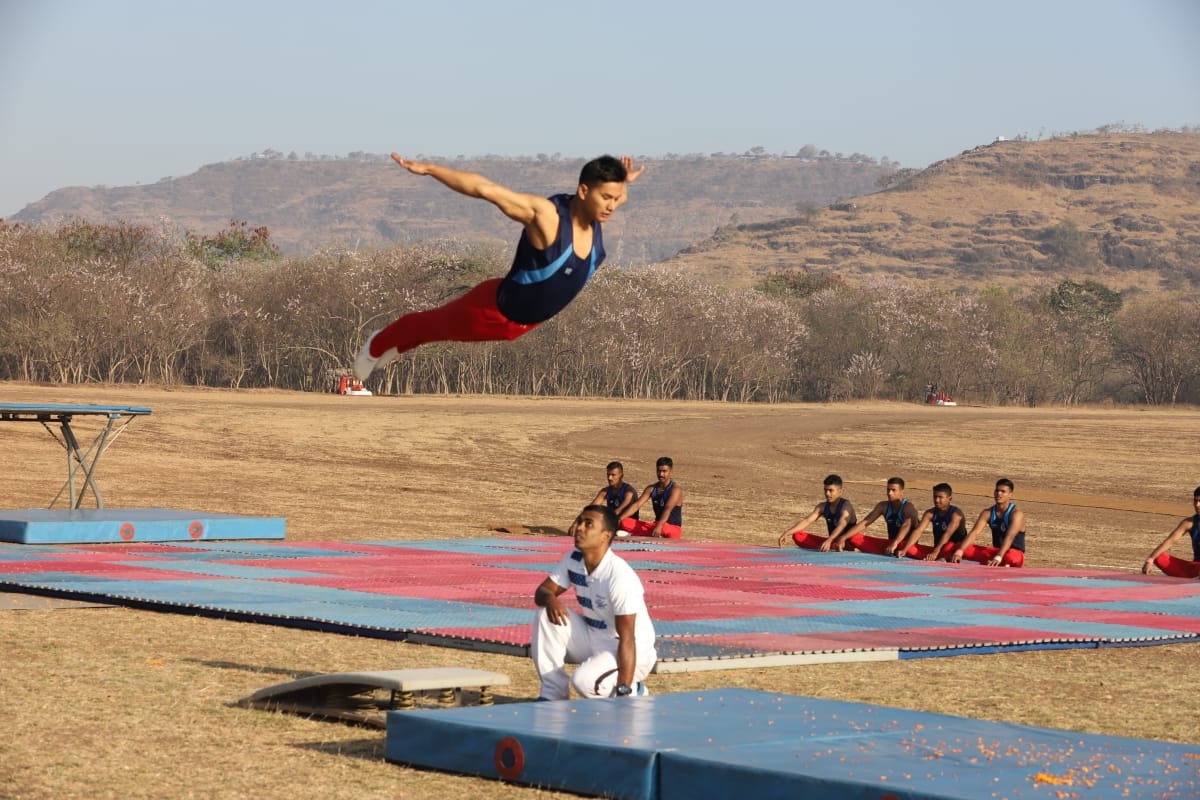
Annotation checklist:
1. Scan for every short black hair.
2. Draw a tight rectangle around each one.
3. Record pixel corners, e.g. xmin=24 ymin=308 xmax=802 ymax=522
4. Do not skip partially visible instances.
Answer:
xmin=582 ymin=504 xmax=619 ymax=534
xmin=824 ymin=474 xmax=843 ymax=488
xmin=579 ymin=155 xmax=627 ymax=186
xmin=996 ymin=478 xmax=1014 ymax=492
xmin=933 ymin=482 xmax=953 ymax=495
xmin=656 ymin=456 xmax=673 ymax=469
xmin=887 ymin=477 xmax=905 ymax=489
xmin=606 ymin=461 xmax=623 ymax=472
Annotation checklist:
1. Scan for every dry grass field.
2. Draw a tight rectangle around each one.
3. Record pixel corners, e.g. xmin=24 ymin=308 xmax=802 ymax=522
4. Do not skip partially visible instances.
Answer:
xmin=2 ymin=381 xmax=1198 ymax=799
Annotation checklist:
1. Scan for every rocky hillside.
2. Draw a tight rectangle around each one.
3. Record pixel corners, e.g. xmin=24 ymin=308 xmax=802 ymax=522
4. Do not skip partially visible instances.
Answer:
xmin=660 ymin=132 xmax=1200 ymax=291
xmin=8 ymin=153 xmax=893 ymax=264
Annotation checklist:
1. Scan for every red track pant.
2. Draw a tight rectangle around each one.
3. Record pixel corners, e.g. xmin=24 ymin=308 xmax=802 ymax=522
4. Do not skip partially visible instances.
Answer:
xmin=1153 ymin=553 xmax=1200 ymax=578
xmin=907 ymin=541 xmax=959 ymax=560
xmin=619 ymin=518 xmax=683 ymax=539
xmin=789 ymin=530 xmax=829 ymax=549
xmin=370 ymin=278 xmax=540 ymax=357
xmin=957 ymin=544 xmax=1025 ymax=567
xmin=846 ymin=532 xmax=920 ymax=558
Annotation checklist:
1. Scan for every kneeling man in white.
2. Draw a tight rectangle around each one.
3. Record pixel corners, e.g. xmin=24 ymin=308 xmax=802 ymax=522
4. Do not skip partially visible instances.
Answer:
xmin=532 ymin=505 xmax=657 ymax=700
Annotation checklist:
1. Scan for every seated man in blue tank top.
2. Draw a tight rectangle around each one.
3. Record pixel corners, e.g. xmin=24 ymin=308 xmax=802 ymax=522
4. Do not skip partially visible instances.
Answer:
xmin=901 ymin=482 xmax=969 ymax=561
xmin=354 ymin=153 xmax=644 ymax=380
xmin=838 ymin=476 xmax=921 ymax=556
xmin=618 ymin=457 xmax=683 ymax=538
xmin=1141 ymin=486 xmax=1200 ymax=578
xmin=777 ymin=474 xmax=858 ymax=550
xmin=951 ymin=477 xmax=1026 ymax=567
xmin=589 ymin=461 xmax=639 ymax=521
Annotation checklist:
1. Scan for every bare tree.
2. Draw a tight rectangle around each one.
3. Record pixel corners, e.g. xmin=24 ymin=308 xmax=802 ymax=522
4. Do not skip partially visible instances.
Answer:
xmin=1114 ymin=296 xmax=1200 ymax=405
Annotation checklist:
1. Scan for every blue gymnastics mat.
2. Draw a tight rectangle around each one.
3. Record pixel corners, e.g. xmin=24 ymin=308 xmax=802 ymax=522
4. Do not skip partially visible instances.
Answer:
xmin=0 ymin=508 xmax=285 ymax=544
xmin=3 ymin=536 xmax=1200 ymax=668
xmin=385 ymin=688 xmax=1200 ymax=800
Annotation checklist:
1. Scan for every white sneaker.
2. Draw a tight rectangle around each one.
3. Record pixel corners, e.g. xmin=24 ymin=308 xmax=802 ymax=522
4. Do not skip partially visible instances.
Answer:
xmin=615 ymin=529 xmax=631 ymax=538
xmin=353 ymin=330 xmax=398 ymax=380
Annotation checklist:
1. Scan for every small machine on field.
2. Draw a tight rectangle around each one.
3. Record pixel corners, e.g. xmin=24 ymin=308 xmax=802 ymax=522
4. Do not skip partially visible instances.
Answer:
xmin=335 ymin=374 xmax=373 ymax=396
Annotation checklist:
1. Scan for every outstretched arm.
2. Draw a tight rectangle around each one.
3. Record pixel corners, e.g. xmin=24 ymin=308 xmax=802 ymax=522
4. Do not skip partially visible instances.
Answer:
xmin=905 ymin=511 xmax=934 ymax=558
xmin=885 ymin=508 xmax=919 ymax=556
xmin=613 ymin=156 xmax=645 ymax=210
xmin=619 ymin=486 xmax=654 ymax=520
xmin=819 ymin=506 xmax=856 ymax=552
xmin=652 ymin=485 xmax=683 ymax=538
xmin=830 ymin=501 xmax=883 ymax=551
xmin=615 ymin=486 xmax=639 ymax=518
xmin=391 ymin=153 xmax=558 ymax=246
xmin=620 ymin=156 xmax=645 ymax=185
xmin=1143 ymin=518 xmax=1192 ymax=573
xmin=986 ymin=508 xmax=1025 ymax=566
xmin=778 ymin=505 xmax=821 ymax=547
xmin=951 ymin=509 xmax=990 ymax=563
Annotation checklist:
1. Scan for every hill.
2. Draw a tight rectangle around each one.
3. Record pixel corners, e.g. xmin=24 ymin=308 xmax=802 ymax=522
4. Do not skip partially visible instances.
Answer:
xmin=659 ymin=131 xmax=1200 ymax=292
xmin=7 ymin=152 xmax=893 ymax=264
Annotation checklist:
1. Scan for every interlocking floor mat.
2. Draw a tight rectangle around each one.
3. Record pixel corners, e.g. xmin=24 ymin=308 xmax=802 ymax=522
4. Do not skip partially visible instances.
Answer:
xmin=3 ymin=536 xmax=1199 ymax=668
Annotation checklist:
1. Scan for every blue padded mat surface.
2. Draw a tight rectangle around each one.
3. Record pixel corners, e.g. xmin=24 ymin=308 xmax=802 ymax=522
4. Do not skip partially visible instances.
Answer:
xmin=385 ymin=689 xmax=1200 ymax=800
xmin=2 ymin=536 xmax=1199 ymax=665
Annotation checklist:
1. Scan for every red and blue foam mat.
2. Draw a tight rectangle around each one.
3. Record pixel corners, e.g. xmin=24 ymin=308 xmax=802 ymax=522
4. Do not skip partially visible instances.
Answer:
xmin=2 ymin=536 xmax=1200 ymax=667
xmin=384 ymin=688 xmax=1200 ymax=800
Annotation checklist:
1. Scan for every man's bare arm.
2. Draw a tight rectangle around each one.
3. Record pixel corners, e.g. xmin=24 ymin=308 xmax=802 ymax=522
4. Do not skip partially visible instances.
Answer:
xmin=534 ymin=577 xmax=569 ymax=625
xmin=614 ymin=613 xmax=638 ymax=690
xmin=620 ymin=486 xmax=654 ymax=520
xmin=952 ymin=510 xmax=990 ymax=563
xmin=391 ymin=153 xmax=558 ymax=246
xmin=1143 ymin=518 xmax=1192 ymax=573
xmin=778 ymin=505 xmax=822 ymax=546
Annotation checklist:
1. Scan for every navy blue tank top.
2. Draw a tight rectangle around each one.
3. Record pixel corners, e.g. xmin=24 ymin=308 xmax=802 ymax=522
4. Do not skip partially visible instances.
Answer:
xmin=932 ymin=505 xmax=967 ymax=544
xmin=495 ymin=193 xmax=604 ymax=325
xmin=822 ymin=498 xmax=848 ymax=535
xmin=652 ymin=481 xmax=682 ymax=526
xmin=883 ymin=499 xmax=911 ymax=540
xmin=988 ymin=503 xmax=1025 ymax=552
xmin=1190 ymin=514 xmax=1200 ymax=561
xmin=605 ymin=482 xmax=638 ymax=520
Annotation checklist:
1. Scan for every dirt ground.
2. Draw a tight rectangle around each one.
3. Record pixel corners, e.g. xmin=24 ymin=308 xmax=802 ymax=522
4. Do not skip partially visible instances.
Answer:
xmin=2 ymin=382 xmax=1198 ymax=799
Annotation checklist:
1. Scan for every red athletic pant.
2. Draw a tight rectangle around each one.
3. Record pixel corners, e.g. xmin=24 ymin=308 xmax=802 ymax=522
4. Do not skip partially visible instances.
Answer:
xmin=846 ymin=532 xmax=920 ymax=557
xmin=907 ymin=541 xmax=959 ymax=560
xmin=957 ymin=544 xmax=1025 ymax=567
xmin=1153 ymin=553 xmax=1200 ymax=578
xmin=789 ymin=530 xmax=829 ymax=549
xmin=370 ymin=278 xmax=540 ymax=357
xmin=619 ymin=518 xmax=683 ymax=539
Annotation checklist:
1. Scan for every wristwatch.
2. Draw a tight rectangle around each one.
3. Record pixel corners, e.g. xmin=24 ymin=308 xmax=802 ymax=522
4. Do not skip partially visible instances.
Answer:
xmin=615 ymin=683 xmax=633 ymax=697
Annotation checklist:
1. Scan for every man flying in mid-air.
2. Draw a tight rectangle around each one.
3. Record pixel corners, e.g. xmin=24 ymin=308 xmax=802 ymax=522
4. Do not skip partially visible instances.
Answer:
xmin=354 ymin=152 xmax=644 ymax=379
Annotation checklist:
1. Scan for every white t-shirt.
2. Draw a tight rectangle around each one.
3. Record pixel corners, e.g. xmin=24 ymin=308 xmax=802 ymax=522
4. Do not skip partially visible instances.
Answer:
xmin=548 ymin=548 xmax=656 ymax=650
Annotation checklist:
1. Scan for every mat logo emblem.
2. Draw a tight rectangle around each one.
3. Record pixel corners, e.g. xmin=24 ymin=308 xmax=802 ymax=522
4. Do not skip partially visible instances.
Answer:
xmin=494 ymin=736 xmax=525 ymax=779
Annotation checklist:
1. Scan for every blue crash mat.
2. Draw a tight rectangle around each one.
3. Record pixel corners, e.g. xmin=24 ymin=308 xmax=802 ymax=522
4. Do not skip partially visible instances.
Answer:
xmin=385 ymin=688 xmax=1200 ymax=800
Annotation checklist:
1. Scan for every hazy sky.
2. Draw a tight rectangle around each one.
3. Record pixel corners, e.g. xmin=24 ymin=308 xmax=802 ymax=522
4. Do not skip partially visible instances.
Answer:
xmin=1 ymin=0 xmax=1197 ymax=218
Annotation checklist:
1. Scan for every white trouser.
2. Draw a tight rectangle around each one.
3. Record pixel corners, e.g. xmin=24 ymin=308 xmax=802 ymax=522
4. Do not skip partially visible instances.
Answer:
xmin=531 ymin=608 xmax=654 ymax=700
